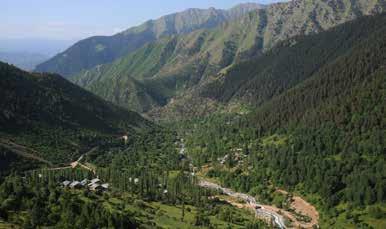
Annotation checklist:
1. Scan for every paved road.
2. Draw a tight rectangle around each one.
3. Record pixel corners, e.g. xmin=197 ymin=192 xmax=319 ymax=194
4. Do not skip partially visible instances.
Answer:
xmin=198 ymin=180 xmax=286 ymax=229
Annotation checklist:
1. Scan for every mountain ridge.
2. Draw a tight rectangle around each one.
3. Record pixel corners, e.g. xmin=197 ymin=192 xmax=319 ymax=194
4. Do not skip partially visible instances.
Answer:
xmin=35 ymin=3 xmax=263 ymax=76
xmin=148 ymin=12 xmax=386 ymax=120
xmin=70 ymin=0 xmax=386 ymax=115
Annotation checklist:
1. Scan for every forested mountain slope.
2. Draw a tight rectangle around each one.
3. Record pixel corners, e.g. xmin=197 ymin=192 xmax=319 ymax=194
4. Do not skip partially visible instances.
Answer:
xmin=242 ymin=20 xmax=385 ymax=226
xmin=152 ymin=12 xmax=386 ymax=119
xmin=35 ymin=3 xmax=263 ymax=77
xmin=0 ymin=62 xmax=150 ymax=132
xmin=71 ymin=0 xmax=386 ymax=114
xmin=204 ymin=12 xmax=386 ymax=104
xmin=0 ymin=67 xmax=263 ymax=229
xmin=0 ymin=62 xmax=152 ymax=163
xmin=179 ymin=13 xmax=386 ymax=229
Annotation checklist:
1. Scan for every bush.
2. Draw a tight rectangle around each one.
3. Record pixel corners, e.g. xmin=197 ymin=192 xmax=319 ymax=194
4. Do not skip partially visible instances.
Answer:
xmin=134 ymin=199 xmax=147 ymax=208
xmin=368 ymin=206 xmax=384 ymax=219
xmin=1 ymin=198 xmax=16 ymax=211
xmin=246 ymin=221 xmax=264 ymax=229
xmin=194 ymin=211 xmax=210 ymax=227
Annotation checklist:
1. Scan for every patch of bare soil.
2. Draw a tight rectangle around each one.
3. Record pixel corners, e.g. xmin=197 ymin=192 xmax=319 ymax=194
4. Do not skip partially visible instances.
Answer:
xmin=277 ymin=189 xmax=319 ymax=228
xmin=291 ymin=196 xmax=319 ymax=227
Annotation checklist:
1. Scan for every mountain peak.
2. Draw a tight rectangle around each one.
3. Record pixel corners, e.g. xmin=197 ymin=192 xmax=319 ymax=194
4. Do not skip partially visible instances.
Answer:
xmin=230 ymin=2 xmax=266 ymax=10
xmin=35 ymin=4 xmax=260 ymax=76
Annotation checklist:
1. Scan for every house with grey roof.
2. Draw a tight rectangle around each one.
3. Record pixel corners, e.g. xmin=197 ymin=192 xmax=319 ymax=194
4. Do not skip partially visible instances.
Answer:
xmin=101 ymin=183 xmax=109 ymax=189
xmin=62 ymin=180 xmax=71 ymax=187
xmin=89 ymin=178 xmax=100 ymax=185
xmin=70 ymin=181 xmax=82 ymax=189
xmin=80 ymin=179 xmax=89 ymax=186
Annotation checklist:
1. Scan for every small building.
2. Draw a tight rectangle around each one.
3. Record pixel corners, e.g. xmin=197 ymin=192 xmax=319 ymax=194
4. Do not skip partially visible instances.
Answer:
xmin=70 ymin=181 xmax=82 ymax=189
xmin=88 ymin=178 xmax=101 ymax=186
xmin=90 ymin=178 xmax=100 ymax=183
xmin=101 ymin=183 xmax=109 ymax=189
xmin=80 ymin=179 xmax=89 ymax=186
xmin=89 ymin=183 xmax=109 ymax=192
xmin=121 ymin=135 xmax=128 ymax=144
xmin=89 ymin=183 xmax=101 ymax=191
xmin=62 ymin=180 xmax=71 ymax=187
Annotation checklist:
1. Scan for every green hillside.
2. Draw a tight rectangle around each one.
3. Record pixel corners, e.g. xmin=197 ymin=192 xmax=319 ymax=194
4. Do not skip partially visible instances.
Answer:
xmin=175 ymin=12 xmax=386 ymax=229
xmin=2 ymin=1 xmax=386 ymax=228
xmin=0 ymin=63 xmax=266 ymax=229
xmin=201 ymin=12 xmax=386 ymax=106
xmin=71 ymin=0 xmax=386 ymax=114
xmin=35 ymin=3 xmax=263 ymax=77
xmin=0 ymin=62 xmax=152 ymax=164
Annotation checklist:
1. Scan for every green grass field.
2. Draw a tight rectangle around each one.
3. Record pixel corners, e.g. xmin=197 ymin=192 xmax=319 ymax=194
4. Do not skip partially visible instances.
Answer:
xmin=97 ymin=192 xmax=259 ymax=228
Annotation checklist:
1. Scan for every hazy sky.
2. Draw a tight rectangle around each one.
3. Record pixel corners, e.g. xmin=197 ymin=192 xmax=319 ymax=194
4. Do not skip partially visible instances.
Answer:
xmin=2 ymin=0 xmax=287 ymax=40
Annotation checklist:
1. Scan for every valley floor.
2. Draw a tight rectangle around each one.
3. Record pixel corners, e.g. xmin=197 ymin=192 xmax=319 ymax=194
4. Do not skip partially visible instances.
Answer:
xmin=198 ymin=174 xmax=319 ymax=228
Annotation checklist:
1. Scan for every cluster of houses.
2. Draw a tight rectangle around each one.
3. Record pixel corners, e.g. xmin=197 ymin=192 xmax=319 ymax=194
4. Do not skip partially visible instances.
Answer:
xmin=62 ymin=178 xmax=109 ymax=192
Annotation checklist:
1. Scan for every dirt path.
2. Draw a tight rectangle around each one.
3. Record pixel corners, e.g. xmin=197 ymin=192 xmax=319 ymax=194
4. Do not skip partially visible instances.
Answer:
xmin=1 ymin=137 xmax=99 ymax=175
xmin=46 ymin=166 xmax=72 ymax=171
xmin=0 ymin=139 xmax=53 ymax=166
xmin=77 ymin=163 xmax=95 ymax=174
xmin=49 ymin=146 xmax=98 ymax=173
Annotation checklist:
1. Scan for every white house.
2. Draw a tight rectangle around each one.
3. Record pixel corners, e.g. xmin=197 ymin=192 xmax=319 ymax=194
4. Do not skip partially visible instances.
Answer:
xmin=88 ymin=178 xmax=101 ymax=186
xmin=62 ymin=180 xmax=71 ymax=187
xmin=70 ymin=181 xmax=82 ymax=189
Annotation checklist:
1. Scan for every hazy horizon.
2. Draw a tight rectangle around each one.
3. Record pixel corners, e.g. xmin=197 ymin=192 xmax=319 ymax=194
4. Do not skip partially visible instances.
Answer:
xmin=2 ymin=0 xmax=287 ymax=41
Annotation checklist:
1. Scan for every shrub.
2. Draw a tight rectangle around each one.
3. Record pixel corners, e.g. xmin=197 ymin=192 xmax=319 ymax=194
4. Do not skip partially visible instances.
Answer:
xmin=368 ymin=206 xmax=384 ymax=219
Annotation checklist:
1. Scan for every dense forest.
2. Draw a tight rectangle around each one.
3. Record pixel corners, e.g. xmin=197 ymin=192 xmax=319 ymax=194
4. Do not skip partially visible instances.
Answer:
xmin=170 ymin=13 xmax=386 ymax=229
xmin=0 ymin=61 xmax=155 ymax=166
xmin=1 ymin=2 xmax=386 ymax=229
xmin=0 ymin=127 xmax=265 ymax=228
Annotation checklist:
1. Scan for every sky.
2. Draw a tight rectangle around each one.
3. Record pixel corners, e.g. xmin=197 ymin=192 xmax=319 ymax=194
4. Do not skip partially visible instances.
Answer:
xmin=2 ymin=0 xmax=287 ymax=41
